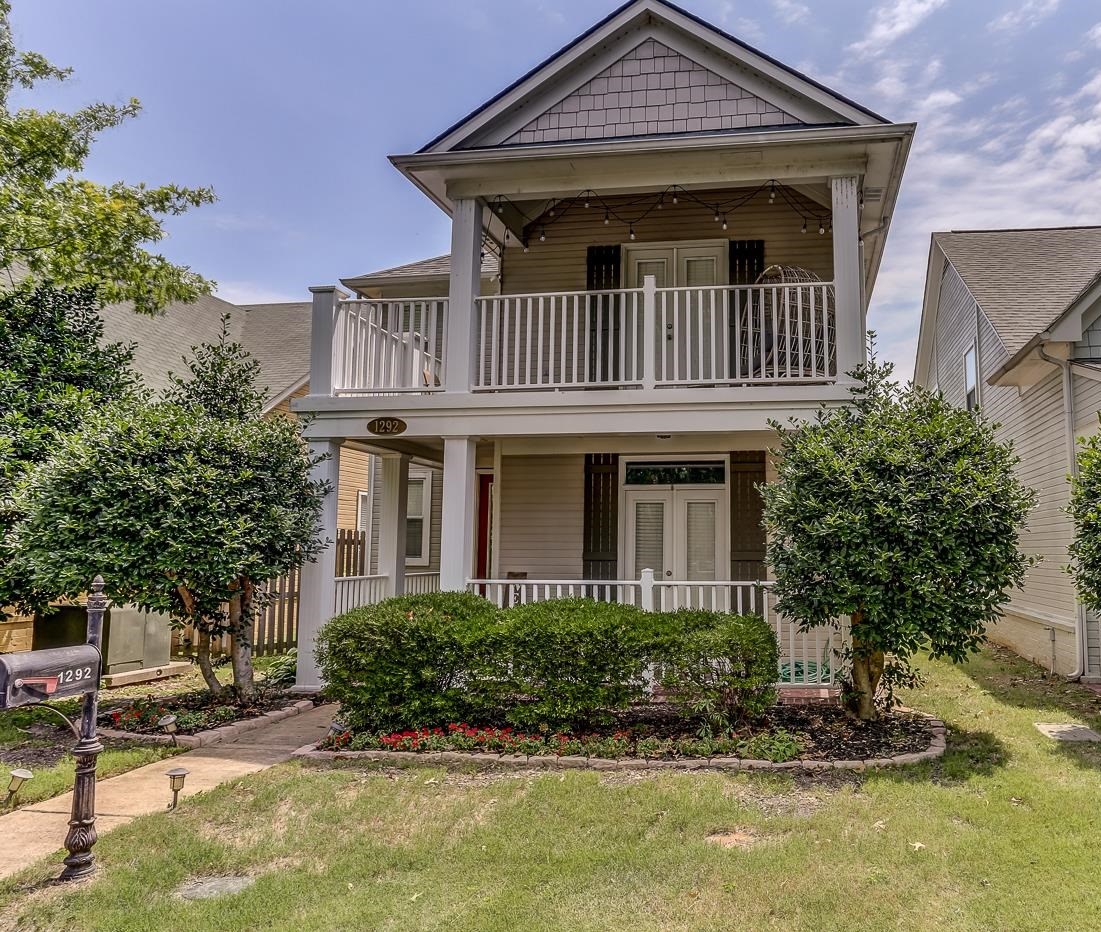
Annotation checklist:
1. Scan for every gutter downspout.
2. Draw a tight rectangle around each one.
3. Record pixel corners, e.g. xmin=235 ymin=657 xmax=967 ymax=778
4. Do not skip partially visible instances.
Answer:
xmin=1038 ymin=343 xmax=1088 ymax=680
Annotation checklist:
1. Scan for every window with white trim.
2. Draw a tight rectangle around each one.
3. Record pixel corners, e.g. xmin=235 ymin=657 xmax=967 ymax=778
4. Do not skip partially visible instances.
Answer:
xmin=405 ymin=473 xmax=432 ymax=566
xmin=356 ymin=490 xmax=371 ymax=534
xmin=964 ymin=342 xmax=978 ymax=411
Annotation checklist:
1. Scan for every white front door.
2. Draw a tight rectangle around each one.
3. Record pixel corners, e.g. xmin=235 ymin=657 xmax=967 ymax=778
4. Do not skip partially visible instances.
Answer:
xmin=624 ymin=487 xmax=727 ymax=581
xmin=625 ymin=243 xmax=729 ymax=288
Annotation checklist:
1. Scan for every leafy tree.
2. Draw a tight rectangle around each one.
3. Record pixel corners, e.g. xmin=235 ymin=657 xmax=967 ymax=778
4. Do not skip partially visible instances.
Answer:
xmin=12 ymin=322 xmax=329 ymax=698
xmin=0 ymin=285 xmax=136 ymax=615
xmin=1069 ymin=430 xmax=1101 ymax=611
xmin=1 ymin=1 xmax=214 ymax=311
xmin=761 ymin=345 xmax=1035 ymax=719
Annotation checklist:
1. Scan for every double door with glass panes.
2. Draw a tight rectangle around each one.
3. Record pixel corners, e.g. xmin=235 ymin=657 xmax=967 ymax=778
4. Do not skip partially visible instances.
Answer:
xmin=623 ymin=460 xmax=728 ymax=582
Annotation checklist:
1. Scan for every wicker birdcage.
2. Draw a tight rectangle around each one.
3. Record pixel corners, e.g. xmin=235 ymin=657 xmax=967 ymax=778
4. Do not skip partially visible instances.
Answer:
xmin=741 ymin=265 xmax=837 ymax=379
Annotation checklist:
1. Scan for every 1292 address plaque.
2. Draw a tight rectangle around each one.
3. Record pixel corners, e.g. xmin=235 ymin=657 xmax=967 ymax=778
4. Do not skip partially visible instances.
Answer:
xmin=367 ymin=417 xmax=407 ymax=436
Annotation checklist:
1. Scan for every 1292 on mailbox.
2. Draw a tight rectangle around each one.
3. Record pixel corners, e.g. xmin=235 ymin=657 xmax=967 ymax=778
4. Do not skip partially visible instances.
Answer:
xmin=0 ymin=645 xmax=102 ymax=709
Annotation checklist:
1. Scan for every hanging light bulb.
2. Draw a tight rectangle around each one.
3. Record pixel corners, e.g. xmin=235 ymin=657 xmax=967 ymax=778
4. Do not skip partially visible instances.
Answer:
xmin=539 ymin=227 xmax=546 ymax=242
xmin=657 ymin=196 xmax=663 ymax=209
xmin=818 ymin=221 xmax=826 ymax=236
xmin=721 ymin=215 xmax=728 ymax=231
xmin=523 ymin=240 xmax=530 ymax=253
xmin=604 ymin=211 xmax=610 ymax=225
xmin=801 ymin=219 xmax=807 ymax=235
xmin=672 ymin=191 xmax=679 ymax=205
xmin=714 ymin=210 xmax=721 ymax=222
xmin=584 ymin=196 xmax=590 ymax=209
xmin=548 ymin=200 xmax=556 ymax=217
xmin=629 ymin=227 xmax=636 ymax=241
xmin=497 ymin=199 xmax=504 ymax=215
xmin=859 ymin=193 xmax=865 ymax=211
xmin=769 ymin=181 xmax=776 ymax=203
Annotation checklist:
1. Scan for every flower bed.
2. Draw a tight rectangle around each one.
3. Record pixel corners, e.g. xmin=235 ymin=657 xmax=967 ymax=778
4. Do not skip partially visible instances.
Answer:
xmin=99 ymin=686 xmax=300 ymax=736
xmin=319 ymin=704 xmax=935 ymax=765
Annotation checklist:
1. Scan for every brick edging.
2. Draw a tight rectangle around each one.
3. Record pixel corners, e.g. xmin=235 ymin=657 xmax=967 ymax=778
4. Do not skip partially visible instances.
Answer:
xmin=98 ymin=699 xmax=317 ymax=749
xmin=292 ymin=717 xmax=948 ymax=773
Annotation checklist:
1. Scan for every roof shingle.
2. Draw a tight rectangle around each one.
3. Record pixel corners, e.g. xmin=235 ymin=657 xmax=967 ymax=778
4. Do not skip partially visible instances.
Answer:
xmin=935 ymin=226 xmax=1101 ymax=354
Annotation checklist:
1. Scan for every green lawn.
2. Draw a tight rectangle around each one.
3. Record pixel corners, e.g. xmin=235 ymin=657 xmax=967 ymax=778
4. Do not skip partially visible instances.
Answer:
xmin=2 ymin=645 xmax=1100 ymax=931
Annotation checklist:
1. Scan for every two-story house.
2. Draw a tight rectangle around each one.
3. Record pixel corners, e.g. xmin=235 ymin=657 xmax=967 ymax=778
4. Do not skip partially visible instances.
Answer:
xmin=293 ymin=0 xmax=914 ymax=690
xmin=915 ymin=226 xmax=1101 ymax=681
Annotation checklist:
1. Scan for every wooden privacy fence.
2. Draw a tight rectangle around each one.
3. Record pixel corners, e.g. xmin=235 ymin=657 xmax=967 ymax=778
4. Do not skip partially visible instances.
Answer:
xmin=176 ymin=531 xmax=371 ymax=658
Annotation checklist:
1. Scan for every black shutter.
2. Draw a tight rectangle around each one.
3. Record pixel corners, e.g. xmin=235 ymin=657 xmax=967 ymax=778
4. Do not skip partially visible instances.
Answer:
xmin=586 ymin=245 xmax=622 ymax=290
xmin=583 ymin=454 xmax=619 ymax=579
xmin=729 ymin=239 xmax=765 ymax=285
xmin=586 ymin=246 xmax=622 ymax=382
xmin=730 ymin=451 xmax=767 ymax=580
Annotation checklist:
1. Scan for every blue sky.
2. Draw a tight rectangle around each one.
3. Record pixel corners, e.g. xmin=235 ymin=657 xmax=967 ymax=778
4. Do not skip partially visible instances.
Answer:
xmin=9 ymin=0 xmax=1101 ymax=377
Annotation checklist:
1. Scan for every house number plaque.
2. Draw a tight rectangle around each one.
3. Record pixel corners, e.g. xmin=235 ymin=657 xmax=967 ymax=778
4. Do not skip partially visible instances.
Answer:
xmin=367 ymin=417 xmax=407 ymax=436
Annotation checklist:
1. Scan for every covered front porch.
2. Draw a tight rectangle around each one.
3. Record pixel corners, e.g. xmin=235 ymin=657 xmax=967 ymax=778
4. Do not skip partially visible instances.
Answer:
xmin=297 ymin=436 xmax=844 ymax=691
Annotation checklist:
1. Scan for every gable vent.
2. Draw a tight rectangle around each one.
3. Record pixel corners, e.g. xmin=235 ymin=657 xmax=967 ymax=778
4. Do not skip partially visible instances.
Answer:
xmin=862 ymin=187 xmax=884 ymax=203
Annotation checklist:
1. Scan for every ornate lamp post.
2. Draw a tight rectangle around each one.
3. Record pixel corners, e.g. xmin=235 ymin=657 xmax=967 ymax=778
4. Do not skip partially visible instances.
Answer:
xmin=59 ymin=576 xmax=107 ymax=881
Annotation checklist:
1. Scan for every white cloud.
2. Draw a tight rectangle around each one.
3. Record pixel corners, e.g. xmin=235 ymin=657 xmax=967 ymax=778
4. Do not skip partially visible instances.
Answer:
xmin=848 ymin=0 xmax=949 ymax=57
xmin=988 ymin=0 xmax=1060 ymax=33
xmin=769 ymin=0 xmax=810 ymax=24
xmin=216 ymin=281 xmax=302 ymax=306
xmin=1089 ymin=22 xmax=1101 ymax=46
xmin=868 ymin=69 xmax=1101 ymax=379
xmin=715 ymin=3 xmax=764 ymax=42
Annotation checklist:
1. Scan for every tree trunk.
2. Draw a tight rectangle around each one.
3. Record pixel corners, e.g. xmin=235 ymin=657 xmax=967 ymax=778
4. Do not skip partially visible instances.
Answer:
xmin=229 ymin=579 xmax=255 ymax=700
xmin=195 ymin=628 xmax=224 ymax=697
xmin=846 ymin=611 xmax=884 ymax=721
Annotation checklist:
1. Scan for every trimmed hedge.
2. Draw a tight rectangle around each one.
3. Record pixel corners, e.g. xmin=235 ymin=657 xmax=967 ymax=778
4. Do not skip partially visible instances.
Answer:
xmin=316 ymin=593 xmax=780 ymax=733
xmin=500 ymin=598 xmax=655 ymax=728
xmin=656 ymin=610 xmax=779 ymax=727
xmin=314 ymin=591 xmax=502 ymax=732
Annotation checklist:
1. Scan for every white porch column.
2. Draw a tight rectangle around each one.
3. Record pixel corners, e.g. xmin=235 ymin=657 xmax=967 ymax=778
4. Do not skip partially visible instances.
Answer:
xmin=440 ymin=436 xmax=477 ymax=591
xmin=308 ymin=285 xmax=348 ymax=397
xmin=377 ymin=453 xmax=410 ymax=597
xmin=445 ymin=198 xmax=483 ymax=392
xmin=830 ymin=176 xmax=863 ymax=380
xmin=295 ymin=438 xmax=342 ymax=691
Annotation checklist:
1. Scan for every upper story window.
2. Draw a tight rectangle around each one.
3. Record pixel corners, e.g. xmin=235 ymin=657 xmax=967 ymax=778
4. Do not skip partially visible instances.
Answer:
xmin=964 ymin=342 xmax=978 ymax=411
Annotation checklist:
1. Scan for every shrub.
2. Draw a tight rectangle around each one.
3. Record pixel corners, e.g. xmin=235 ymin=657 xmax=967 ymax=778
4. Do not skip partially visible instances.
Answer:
xmin=500 ymin=598 xmax=655 ymax=729
xmin=315 ymin=592 xmax=502 ymax=732
xmin=658 ymin=610 xmax=779 ymax=730
xmin=264 ymin=649 xmax=298 ymax=689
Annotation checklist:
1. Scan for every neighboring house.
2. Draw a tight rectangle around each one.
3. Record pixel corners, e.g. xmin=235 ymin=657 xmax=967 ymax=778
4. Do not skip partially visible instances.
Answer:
xmin=99 ymin=293 xmax=373 ymax=532
xmin=914 ymin=226 xmax=1101 ymax=681
xmin=291 ymin=0 xmax=915 ymax=691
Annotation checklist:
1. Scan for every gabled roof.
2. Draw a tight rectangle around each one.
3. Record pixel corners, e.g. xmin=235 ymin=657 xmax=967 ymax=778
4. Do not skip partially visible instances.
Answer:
xmin=342 ymin=252 xmax=500 ymax=291
xmin=936 ymin=227 xmax=1101 ymax=355
xmin=99 ymin=295 xmax=312 ymax=412
xmin=419 ymin=0 xmax=887 ymax=154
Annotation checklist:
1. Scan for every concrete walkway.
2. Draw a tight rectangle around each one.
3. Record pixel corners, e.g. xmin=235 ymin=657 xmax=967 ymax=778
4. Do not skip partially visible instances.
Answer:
xmin=0 ymin=704 xmax=334 ymax=880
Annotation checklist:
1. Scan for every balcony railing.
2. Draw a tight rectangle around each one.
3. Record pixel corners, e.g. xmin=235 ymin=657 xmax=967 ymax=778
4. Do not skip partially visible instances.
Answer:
xmin=328 ymin=280 xmax=834 ymax=396
xmin=333 ymin=298 xmax=447 ymax=395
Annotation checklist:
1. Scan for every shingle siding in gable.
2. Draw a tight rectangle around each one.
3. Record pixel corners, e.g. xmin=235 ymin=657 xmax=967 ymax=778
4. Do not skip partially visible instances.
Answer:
xmin=505 ymin=39 xmax=801 ymax=145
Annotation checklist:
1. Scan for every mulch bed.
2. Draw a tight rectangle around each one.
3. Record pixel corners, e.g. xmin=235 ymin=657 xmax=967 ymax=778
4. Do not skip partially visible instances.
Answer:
xmin=760 ymin=704 xmax=931 ymax=759
xmin=98 ymin=687 xmax=298 ymax=736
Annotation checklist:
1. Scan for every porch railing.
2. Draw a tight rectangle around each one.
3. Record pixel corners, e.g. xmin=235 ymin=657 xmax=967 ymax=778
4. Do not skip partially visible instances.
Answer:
xmin=475 ymin=289 xmax=644 ymax=390
xmin=467 ymin=574 xmax=841 ymax=687
xmin=334 ymin=574 xmax=387 ymax=614
xmin=404 ymin=571 xmax=441 ymax=595
xmin=333 ymin=298 xmax=447 ymax=394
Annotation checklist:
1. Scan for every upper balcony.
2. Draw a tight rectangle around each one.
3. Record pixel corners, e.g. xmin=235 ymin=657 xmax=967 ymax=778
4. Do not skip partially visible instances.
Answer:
xmin=328 ymin=276 xmax=836 ymax=396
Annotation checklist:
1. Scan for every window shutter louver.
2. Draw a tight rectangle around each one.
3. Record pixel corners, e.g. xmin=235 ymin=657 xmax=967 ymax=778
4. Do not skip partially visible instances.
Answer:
xmin=728 ymin=240 xmax=766 ymax=285
xmin=583 ymin=453 xmax=619 ymax=579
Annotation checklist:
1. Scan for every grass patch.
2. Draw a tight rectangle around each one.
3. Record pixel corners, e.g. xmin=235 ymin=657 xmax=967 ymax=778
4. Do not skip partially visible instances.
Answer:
xmin=2 ymin=645 xmax=1100 ymax=930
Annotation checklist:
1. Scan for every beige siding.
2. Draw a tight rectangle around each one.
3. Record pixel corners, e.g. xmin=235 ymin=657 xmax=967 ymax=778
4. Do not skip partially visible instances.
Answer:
xmin=501 ymin=186 xmax=832 ymax=294
xmin=268 ymin=383 xmax=309 ymax=418
xmin=925 ymin=262 xmax=1086 ymax=675
xmin=337 ymin=447 xmax=371 ymax=531
xmin=368 ymin=461 xmax=443 ymax=575
xmin=930 ymin=262 xmax=977 ymax=407
xmin=506 ymin=38 xmax=800 ymax=146
xmin=498 ymin=455 xmax=585 ymax=578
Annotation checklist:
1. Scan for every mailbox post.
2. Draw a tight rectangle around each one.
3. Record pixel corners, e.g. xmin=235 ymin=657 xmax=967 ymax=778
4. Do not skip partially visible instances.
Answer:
xmin=0 ymin=577 xmax=107 ymax=879
xmin=60 ymin=576 xmax=106 ymax=881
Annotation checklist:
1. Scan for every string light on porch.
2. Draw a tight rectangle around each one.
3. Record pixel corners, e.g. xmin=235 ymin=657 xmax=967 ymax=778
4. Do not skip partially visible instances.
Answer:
xmin=488 ymin=180 xmax=834 ymax=246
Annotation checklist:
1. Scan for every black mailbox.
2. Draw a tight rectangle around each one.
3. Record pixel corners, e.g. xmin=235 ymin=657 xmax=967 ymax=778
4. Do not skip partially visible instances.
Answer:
xmin=0 ymin=645 xmax=101 ymax=709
